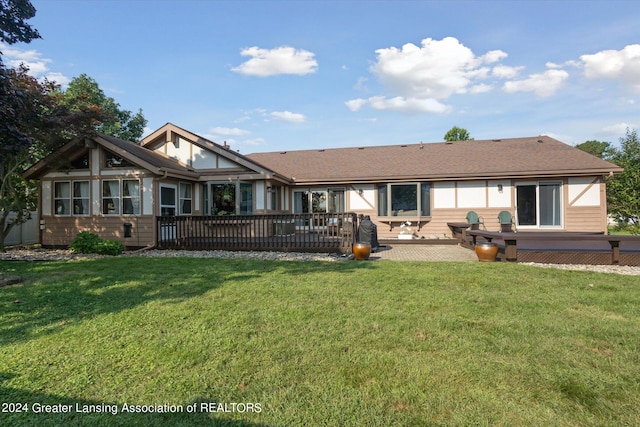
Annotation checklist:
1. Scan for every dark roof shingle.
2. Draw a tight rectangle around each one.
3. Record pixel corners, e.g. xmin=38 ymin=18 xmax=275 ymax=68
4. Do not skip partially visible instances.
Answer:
xmin=246 ymin=136 xmax=622 ymax=184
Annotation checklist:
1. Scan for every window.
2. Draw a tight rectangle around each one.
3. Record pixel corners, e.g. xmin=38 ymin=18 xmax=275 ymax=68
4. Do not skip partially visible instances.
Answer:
xmin=377 ymin=183 xmax=431 ymax=217
xmin=105 ymin=150 xmax=133 ymax=168
xmin=205 ymin=182 xmax=254 ymax=215
xmin=240 ymin=183 xmax=253 ymax=215
xmin=123 ymin=180 xmax=140 ymax=215
xmin=179 ymin=183 xmax=192 ymax=215
xmin=293 ymin=191 xmax=310 ymax=214
xmin=102 ymin=180 xmax=120 ymax=215
xmin=54 ymin=182 xmax=70 ymax=215
xmin=516 ymin=182 xmax=562 ymax=228
xmin=73 ymin=181 xmax=89 ymax=215
xmin=70 ymin=152 xmax=89 ymax=169
xmin=103 ymin=179 xmax=141 ymax=216
xmin=293 ymin=189 xmax=345 ymax=213
xmin=211 ymin=183 xmax=236 ymax=215
xmin=328 ymin=189 xmax=345 ymax=213
xmin=160 ymin=185 xmax=176 ymax=216
xmin=54 ymin=181 xmax=90 ymax=216
xmin=268 ymin=185 xmax=280 ymax=211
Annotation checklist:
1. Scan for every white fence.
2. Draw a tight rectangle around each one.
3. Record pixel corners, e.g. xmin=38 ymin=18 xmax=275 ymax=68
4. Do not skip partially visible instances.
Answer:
xmin=4 ymin=211 xmax=39 ymax=246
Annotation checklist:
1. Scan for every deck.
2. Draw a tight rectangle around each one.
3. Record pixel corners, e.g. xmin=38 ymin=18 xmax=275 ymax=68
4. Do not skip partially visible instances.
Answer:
xmin=156 ymin=213 xmax=357 ymax=253
xmin=465 ymin=229 xmax=640 ymax=266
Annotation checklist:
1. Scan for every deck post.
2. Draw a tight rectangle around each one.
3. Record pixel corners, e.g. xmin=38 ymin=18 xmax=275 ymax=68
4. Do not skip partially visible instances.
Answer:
xmin=609 ymin=240 xmax=620 ymax=264
xmin=504 ymin=238 xmax=518 ymax=262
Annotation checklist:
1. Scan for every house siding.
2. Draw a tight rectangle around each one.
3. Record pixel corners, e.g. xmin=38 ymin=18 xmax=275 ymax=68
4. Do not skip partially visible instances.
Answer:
xmin=350 ymin=176 xmax=609 ymax=239
xmin=40 ymin=215 xmax=155 ymax=247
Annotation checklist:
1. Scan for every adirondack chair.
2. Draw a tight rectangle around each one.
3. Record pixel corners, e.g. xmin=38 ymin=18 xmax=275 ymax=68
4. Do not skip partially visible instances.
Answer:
xmin=498 ymin=211 xmax=515 ymax=232
xmin=465 ymin=211 xmax=485 ymax=230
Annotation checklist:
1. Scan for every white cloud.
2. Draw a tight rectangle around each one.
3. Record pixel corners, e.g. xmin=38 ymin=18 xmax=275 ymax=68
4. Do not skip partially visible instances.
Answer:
xmin=478 ymin=49 xmax=508 ymax=64
xmin=354 ymin=76 xmax=369 ymax=91
xmin=600 ymin=122 xmax=638 ymax=137
xmin=345 ymin=99 xmax=368 ymax=112
xmin=44 ymin=72 xmax=71 ymax=87
xmin=502 ymin=68 xmax=569 ymax=97
xmin=348 ymin=37 xmax=513 ymax=113
xmin=347 ymin=96 xmax=450 ymax=113
xmin=581 ymin=44 xmax=640 ymax=91
xmin=270 ymin=111 xmax=306 ymax=123
xmin=492 ymin=65 xmax=524 ymax=79
xmin=209 ymin=127 xmax=250 ymax=136
xmin=231 ymin=46 xmax=318 ymax=77
xmin=469 ymin=83 xmax=493 ymax=94
xmin=0 ymin=43 xmax=70 ymax=88
xmin=242 ymin=138 xmax=267 ymax=146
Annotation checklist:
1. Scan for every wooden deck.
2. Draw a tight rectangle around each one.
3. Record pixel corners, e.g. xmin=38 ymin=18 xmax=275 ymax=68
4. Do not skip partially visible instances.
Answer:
xmin=156 ymin=213 xmax=357 ymax=253
xmin=465 ymin=230 xmax=640 ymax=266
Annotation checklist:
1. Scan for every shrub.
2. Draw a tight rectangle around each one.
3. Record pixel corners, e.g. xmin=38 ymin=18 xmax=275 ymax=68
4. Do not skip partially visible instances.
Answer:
xmin=69 ymin=232 xmax=123 ymax=255
xmin=95 ymin=240 xmax=124 ymax=256
xmin=69 ymin=232 xmax=102 ymax=254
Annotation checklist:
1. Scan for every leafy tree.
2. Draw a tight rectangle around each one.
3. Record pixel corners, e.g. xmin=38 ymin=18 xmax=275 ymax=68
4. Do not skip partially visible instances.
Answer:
xmin=61 ymin=74 xmax=147 ymax=142
xmin=575 ymin=140 xmax=613 ymax=160
xmin=0 ymin=1 xmax=107 ymax=250
xmin=444 ymin=126 xmax=473 ymax=141
xmin=0 ymin=64 xmax=104 ymax=250
xmin=607 ymin=128 xmax=640 ymax=233
xmin=0 ymin=0 xmax=40 ymax=45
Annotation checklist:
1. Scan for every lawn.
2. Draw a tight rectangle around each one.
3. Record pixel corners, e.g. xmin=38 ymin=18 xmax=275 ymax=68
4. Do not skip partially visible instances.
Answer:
xmin=1 ymin=257 xmax=639 ymax=426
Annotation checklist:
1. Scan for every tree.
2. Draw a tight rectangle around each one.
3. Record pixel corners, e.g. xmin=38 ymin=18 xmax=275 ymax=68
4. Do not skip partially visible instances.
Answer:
xmin=444 ymin=126 xmax=473 ymax=142
xmin=0 ymin=1 xmax=106 ymax=250
xmin=61 ymin=74 xmax=147 ymax=142
xmin=607 ymin=128 xmax=640 ymax=232
xmin=0 ymin=0 xmax=40 ymax=45
xmin=0 ymin=64 xmax=104 ymax=251
xmin=575 ymin=140 xmax=614 ymax=160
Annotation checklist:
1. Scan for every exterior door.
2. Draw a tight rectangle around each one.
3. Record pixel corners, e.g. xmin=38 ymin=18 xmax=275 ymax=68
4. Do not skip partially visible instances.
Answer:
xmin=516 ymin=182 xmax=562 ymax=228
xmin=159 ymin=184 xmax=177 ymax=240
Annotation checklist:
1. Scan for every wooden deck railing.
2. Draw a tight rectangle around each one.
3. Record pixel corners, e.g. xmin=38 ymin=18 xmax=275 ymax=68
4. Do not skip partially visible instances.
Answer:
xmin=156 ymin=213 xmax=358 ymax=253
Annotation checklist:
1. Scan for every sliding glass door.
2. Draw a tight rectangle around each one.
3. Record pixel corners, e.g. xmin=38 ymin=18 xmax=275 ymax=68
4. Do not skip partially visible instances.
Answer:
xmin=516 ymin=182 xmax=562 ymax=228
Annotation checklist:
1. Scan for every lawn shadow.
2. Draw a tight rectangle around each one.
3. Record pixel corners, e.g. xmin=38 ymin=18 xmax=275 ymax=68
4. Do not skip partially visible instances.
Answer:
xmin=0 ymin=256 xmax=378 ymax=346
xmin=0 ymin=373 xmax=271 ymax=426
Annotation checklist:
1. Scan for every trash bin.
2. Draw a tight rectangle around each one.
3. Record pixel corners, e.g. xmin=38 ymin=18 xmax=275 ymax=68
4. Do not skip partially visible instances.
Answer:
xmin=357 ymin=215 xmax=379 ymax=252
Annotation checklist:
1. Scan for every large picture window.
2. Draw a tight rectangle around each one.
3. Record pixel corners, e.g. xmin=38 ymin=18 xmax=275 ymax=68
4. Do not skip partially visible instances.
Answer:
xmin=103 ymin=179 xmax=141 ymax=216
xmin=377 ymin=183 xmax=431 ymax=217
xmin=293 ymin=189 xmax=345 ymax=214
xmin=204 ymin=182 xmax=253 ymax=215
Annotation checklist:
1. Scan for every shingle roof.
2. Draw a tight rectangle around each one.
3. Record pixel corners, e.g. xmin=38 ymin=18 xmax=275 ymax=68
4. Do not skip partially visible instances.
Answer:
xmin=246 ymin=136 xmax=622 ymax=184
xmin=97 ymin=133 xmax=196 ymax=175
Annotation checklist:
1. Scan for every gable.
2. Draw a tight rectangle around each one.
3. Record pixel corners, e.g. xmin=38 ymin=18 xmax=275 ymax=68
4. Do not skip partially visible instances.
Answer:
xmin=142 ymin=123 xmax=289 ymax=182
xmin=23 ymin=134 xmax=199 ymax=181
xmin=151 ymin=137 xmax=241 ymax=170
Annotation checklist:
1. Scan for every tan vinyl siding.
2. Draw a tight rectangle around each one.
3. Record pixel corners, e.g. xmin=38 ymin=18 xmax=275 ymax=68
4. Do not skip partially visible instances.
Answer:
xmin=40 ymin=216 xmax=155 ymax=247
xmin=564 ymin=206 xmax=606 ymax=232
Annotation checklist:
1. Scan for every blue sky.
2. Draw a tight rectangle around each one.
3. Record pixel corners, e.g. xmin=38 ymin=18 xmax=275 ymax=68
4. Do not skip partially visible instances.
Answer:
xmin=3 ymin=0 xmax=640 ymax=153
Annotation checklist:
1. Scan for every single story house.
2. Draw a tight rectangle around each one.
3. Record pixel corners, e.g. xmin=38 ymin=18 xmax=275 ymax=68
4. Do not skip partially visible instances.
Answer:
xmin=23 ymin=122 xmax=623 ymax=247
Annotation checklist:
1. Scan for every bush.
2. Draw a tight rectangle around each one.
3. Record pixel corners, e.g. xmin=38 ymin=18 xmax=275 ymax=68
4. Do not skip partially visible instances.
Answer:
xmin=69 ymin=232 xmax=102 ymax=254
xmin=95 ymin=240 xmax=124 ymax=256
xmin=69 ymin=232 xmax=123 ymax=255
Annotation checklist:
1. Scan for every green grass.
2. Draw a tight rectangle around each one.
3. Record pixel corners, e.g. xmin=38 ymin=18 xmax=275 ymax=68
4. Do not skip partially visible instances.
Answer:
xmin=1 ymin=257 xmax=639 ymax=426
